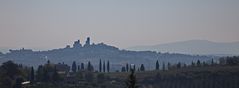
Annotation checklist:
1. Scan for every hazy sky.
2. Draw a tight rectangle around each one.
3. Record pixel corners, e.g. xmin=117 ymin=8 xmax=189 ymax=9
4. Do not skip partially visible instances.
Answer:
xmin=0 ymin=0 xmax=239 ymax=50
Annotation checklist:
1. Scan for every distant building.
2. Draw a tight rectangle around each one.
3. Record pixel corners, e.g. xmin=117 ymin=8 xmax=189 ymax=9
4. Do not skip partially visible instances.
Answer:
xmin=73 ymin=40 xmax=82 ymax=48
xmin=9 ymin=48 xmax=33 ymax=53
xmin=55 ymin=63 xmax=70 ymax=75
xmin=84 ymin=37 xmax=91 ymax=47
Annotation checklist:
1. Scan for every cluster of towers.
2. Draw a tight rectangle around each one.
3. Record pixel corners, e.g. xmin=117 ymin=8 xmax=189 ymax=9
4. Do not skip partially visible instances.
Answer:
xmin=72 ymin=37 xmax=91 ymax=48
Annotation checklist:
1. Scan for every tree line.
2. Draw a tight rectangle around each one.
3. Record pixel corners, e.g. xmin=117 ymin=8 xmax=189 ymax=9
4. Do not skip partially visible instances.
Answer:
xmin=1 ymin=56 xmax=239 ymax=88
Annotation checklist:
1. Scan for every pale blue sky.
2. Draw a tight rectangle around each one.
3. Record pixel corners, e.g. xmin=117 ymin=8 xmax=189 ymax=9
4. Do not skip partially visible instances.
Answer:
xmin=0 ymin=0 xmax=239 ymax=50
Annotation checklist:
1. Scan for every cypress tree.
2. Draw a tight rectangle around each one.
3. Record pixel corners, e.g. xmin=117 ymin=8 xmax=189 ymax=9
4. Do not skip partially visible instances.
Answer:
xmin=103 ymin=61 xmax=106 ymax=72
xmin=30 ymin=67 xmax=35 ymax=83
xmin=72 ymin=61 xmax=77 ymax=72
xmin=36 ymin=65 xmax=44 ymax=82
xmin=177 ymin=62 xmax=181 ymax=69
xmin=107 ymin=60 xmax=110 ymax=72
xmin=156 ymin=60 xmax=159 ymax=70
xmin=121 ymin=67 xmax=126 ymax=72
xmin=191 ymin=61 xmax=195 ymax=67
xmin=211 ymin=59 xmax=214 ymax=66
xmin=47 ymin=60 xmax=50 ymax=64
xmin=42 ymin=66 xmax=49 ymax=82
xmin=162 ymin=62 xmax=165 ymax=71
xmin=126 ymin=63 xmax=129 ymax=72
xmin=81 ymin=63 xmax=84 ymax=70
xmin=140 ymin=64 xmax=145 ymax=71
xmin=87 ymin=61 xmax=93 ymax=71
xmin=99 ymin=59 xmax=102 ymax=72
xmin=77 ymin=65 xmax=80 ymax=71
xmin=197 ymin=60 xmax=201 ymax=67
xmin=167 ymin=62 xmax=171 ymax=70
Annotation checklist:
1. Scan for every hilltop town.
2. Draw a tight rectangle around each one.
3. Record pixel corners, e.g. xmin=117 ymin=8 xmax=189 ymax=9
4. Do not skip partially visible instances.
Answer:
xmin=0 ymin=37 xmax=213 ymax=71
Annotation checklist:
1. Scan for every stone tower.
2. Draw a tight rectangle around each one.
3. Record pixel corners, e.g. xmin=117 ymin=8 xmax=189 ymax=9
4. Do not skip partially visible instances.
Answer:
xmin=84 ymin=37 xmax=91 ymax=47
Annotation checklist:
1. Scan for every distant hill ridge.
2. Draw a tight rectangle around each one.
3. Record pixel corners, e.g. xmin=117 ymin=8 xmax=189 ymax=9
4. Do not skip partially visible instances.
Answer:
xmin=128 ymin=40 xmax=239 ymax=55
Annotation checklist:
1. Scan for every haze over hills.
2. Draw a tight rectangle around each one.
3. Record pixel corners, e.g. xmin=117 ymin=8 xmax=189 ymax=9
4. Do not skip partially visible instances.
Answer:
xmin=128 ymin=40 xmax=239 ymax=56
xmin=0 ymin=38 xmax=213 ymax=70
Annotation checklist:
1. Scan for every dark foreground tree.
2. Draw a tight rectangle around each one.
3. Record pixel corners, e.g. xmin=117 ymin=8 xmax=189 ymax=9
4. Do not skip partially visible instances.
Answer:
xmin=0 ymin=61 xmax=23 ymax=88
xmin=126 ymin=69 xmax=138 ymax=88
xmin=1 ymin=61 xmax=21 ymax=79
